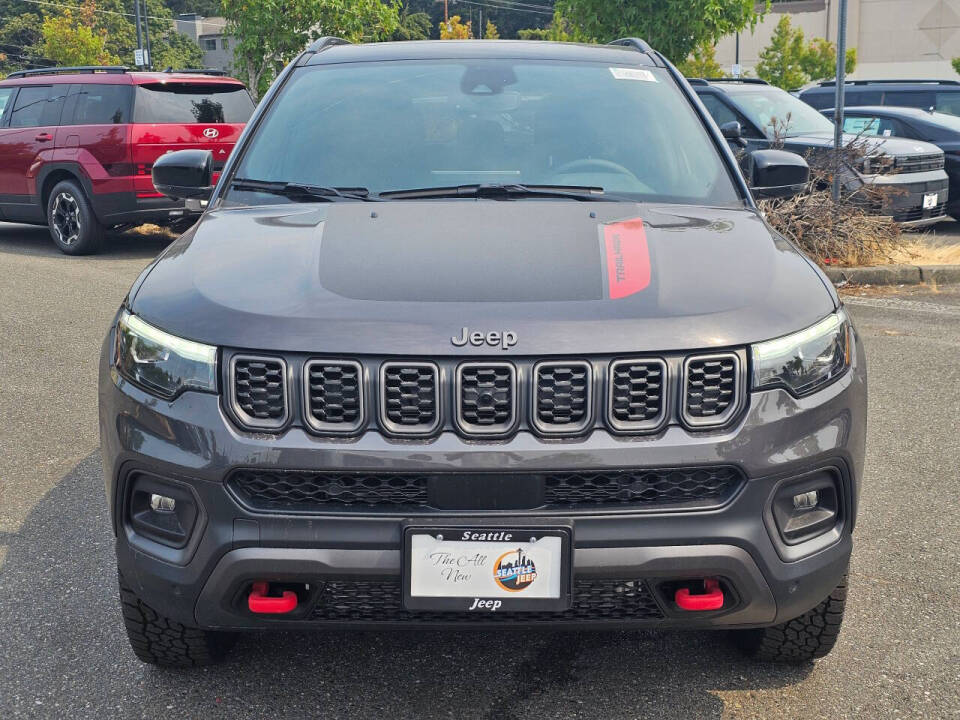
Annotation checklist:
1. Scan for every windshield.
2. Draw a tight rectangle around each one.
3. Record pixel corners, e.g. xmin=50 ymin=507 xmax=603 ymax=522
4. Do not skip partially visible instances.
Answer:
xmin=133 ymin=84 xmax=254 ymax=124
xmin=225 ymin=60 xmax=742 ymax=205
xmin=726 ymin=87 xmax=835 ymax=138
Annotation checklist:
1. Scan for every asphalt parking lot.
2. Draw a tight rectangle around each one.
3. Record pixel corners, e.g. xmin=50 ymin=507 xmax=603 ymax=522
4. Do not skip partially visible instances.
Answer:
xmin=0 ymin=222 xmax=958 ymax=719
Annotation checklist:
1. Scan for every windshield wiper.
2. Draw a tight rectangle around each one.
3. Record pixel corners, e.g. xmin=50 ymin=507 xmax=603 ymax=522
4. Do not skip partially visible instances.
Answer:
xmin=378 ymin=183 xmax=609 ymax=201
xmin=230 ymin=178 xmax=377 ymax=201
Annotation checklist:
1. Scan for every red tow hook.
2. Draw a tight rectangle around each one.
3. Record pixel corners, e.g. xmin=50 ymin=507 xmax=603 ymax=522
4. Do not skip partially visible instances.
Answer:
xmin=248 ymin=581 xmax=298 ymax=614
xmin=675 ymin=578 xmax=724 ymax=611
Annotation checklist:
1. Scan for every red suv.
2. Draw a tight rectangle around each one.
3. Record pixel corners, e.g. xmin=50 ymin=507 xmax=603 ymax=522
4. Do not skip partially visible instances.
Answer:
xmin=0 ymin=66 xmax=254 ymax=254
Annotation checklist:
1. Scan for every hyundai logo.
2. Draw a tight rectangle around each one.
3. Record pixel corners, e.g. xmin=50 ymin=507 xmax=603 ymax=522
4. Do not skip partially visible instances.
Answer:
xmin=203 ymin=128 xmax=219 ymax=139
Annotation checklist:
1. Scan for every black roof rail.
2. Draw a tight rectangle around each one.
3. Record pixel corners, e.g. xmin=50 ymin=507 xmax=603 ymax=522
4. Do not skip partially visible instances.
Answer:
xmin=162 ymin=67 xmax=229 ymax=76
xmin=686 ymin=78 xmax=710 ymax=86
xmin=608 ymin=38 xmax=654 ymax=53
xmin=306 ymin=36 xmax=351 ymax=53
xmin=4 ymin=65 xmax=129 ymax=79
xmin=816 ymin=78 xmax=960 ymax=87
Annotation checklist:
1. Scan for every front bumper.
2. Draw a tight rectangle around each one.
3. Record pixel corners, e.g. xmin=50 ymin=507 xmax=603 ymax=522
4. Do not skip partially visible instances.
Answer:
xmin=868 ymin=170 xmax=950 ymax=226
xmin=99 ymin=328 xmax=867 ymax=631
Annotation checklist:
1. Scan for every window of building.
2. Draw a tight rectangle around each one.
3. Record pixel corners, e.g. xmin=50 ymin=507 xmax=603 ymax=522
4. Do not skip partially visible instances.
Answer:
xmin=203 ymin=38 xmax=218 ymax=51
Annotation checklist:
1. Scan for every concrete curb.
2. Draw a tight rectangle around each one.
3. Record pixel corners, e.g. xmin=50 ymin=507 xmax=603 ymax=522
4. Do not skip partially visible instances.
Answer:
xmin=823 ymin=264 xmax=960 ymax=286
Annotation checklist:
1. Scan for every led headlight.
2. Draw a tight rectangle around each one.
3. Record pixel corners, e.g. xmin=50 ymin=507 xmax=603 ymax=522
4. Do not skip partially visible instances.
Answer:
xmin=114 ymin=310 xmax=217 ymax=399
xmin=752 ymin=310 xmax=851 ymax=397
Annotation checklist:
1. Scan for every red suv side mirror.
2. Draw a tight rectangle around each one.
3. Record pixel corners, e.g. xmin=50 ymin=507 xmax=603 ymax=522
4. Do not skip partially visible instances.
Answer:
xmin=152 ymin=149 xmax=214 ymax=200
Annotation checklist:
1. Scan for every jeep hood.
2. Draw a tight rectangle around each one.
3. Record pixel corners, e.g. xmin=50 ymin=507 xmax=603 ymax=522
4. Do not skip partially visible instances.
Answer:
xmin=130 ymin=201 xmax=837 ymax=355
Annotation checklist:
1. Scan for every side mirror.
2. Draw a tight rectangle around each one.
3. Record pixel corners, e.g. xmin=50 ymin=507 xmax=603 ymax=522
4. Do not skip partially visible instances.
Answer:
xmin=152 ymin=149 xmax=214 ymax=200
xmin=720 ymin=121 xmax=748 ymax=148
xmin=747 ymin=149 xmax=810 ymax=200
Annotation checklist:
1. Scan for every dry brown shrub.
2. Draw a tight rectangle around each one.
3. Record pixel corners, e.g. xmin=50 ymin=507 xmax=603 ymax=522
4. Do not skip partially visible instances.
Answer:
xmin=754 ymin=116 xmax=910 ymax=267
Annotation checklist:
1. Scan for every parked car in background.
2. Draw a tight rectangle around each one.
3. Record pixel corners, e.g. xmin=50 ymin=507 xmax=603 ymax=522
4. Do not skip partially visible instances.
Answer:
xmin=822 ymin=105 xmax=960 ymax=218
xmin=692 ymin=78 xmax=950 ymax=226
xmin=0 ymin=66 xmax=255 ymax=254
xmin=799 ymin=79 xmax=960 ymax=116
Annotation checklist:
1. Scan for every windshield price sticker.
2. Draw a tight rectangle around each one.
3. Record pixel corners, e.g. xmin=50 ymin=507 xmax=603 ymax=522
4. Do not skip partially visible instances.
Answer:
xmin=609 ymin=67 xmax=657 ymax=82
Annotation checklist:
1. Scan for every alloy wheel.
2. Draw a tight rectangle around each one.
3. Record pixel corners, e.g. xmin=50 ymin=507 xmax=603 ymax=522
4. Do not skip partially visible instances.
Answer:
xmin=51 ymin=192 xmax=82 ymax=246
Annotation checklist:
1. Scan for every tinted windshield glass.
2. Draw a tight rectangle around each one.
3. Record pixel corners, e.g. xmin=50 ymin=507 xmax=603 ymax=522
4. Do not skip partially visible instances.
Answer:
xmin=726 ymin=87 xmax=835 ymax=137
xmin=228 ymin=60 xmax=742 ymax=205
xmin=133 ymin=84 xmax=254 ymax=123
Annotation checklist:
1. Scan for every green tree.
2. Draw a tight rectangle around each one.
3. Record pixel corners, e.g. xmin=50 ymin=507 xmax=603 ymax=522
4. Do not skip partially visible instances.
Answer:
xmin=41 ymin=3 xmax=120 ymax=66
xmin=390 ymin=9 xmax=431 ymax=41
xmin=439 ymin=14 xmax=471 ymax=39
xmin=676 ymin=41 xmax=723 ymax=78
xmin=518 ymin=10 xmax=590 ymax=42
xmin=952 ymin=57 xmax=960 ymax=75
xmin=802 ymin=37 xmax=857 ymax=81
xmin=224 ymin=0 xmax=399 ymax=100
xmin=755 ymin=15 xmax=808 ymax=89
xmin=0 ymin=12 xmax=43 ymax=75
xmin=555 ymin=0 xmax=767 ymax=61
xmin=757 ymin=16 xmax=859 ymax=89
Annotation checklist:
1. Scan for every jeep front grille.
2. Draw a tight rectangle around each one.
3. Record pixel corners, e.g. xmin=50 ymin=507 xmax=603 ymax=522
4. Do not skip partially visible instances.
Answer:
xmin=309 ymin=578 xmax=663 ymax=623
xmin=226 ymin=466 xmax=743 ymax=513
xmin=608 ymin=358 xmax=667 ymax=431
xmin=303 ymin=360 xmax=363 ymax=433
xmin=682 ymin=353 xmax=741 ymax=428
xmin=229 ymin=355 xmax=288 ymax=430
xmin=532 ymin=360 xmax=592 ymax=434
xmin=455 ymin=362 xmax=516 ymax=434
xmin=379 ymin=362 xmax=440 ymax=435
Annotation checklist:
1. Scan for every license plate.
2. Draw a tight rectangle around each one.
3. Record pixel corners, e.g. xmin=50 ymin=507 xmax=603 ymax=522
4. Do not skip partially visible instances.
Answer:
xmin=923 ymin=192 xmax=938 ymax=209
xmin=403 ymin=526 xmax=572 ymax=612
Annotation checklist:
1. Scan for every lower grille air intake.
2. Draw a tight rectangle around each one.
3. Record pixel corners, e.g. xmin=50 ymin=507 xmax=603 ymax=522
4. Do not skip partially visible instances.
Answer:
xmin=533 ymin=360 xmax=592 ymax=434
xmin=310 ymin=578 xmax=663 ymax=623
xmin=303 ymin=360 xmax=363 ymax=434
xmin=682 ymin=353 xmax=741 ymax=428
xmin=379 ymin=362 xmax=440 ymax=435
xmin=230 ymin=355 xmax=288 ymax=430
xmin=455 ymin=362 xmax=516 ymax=435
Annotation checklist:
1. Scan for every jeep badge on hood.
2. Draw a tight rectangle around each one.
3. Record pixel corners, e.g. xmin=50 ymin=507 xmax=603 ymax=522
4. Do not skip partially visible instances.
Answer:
xmin=451 ymin=327 xmax=518 ymax=350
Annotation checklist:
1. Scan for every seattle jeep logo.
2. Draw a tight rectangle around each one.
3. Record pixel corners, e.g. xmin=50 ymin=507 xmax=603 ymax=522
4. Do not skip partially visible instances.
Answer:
xmin=493 ymin=547 xmax=537 ymax=592
xmin=451 ymin=327 xmax=517 ymax=350
xmin=203 ymin=128 xmax=219 ymax=139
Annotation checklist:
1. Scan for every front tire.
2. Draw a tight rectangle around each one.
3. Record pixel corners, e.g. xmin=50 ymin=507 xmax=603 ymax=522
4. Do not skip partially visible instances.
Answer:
xmin=735 ymin=574 xmax=848 ymax=663
xmin=46 ymin=180 xmax=103 ymax=255
xmin=118 ymin=573 xmax=233 ymax=667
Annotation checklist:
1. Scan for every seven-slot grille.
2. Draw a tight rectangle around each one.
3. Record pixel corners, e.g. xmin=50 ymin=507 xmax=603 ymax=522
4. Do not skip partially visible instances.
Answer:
xmin=608 ymin=358 xmax=667 ymax=431
xmin=682 ymin=353 xmax=741 ymax=427
xmin=533 ymin=361 xmax=592 ymax=434
xmin=227 ymin=352 xmax=746 ymax=436
xmin=379 ymin=362 xmax=440 ymax=435
xmin=456 ymin=362 xmax=516 ymax=434
xmin=229 ymin=355 xmax=288 ymax=429
xmin=303 ymin=360 xmax=363 ymax=433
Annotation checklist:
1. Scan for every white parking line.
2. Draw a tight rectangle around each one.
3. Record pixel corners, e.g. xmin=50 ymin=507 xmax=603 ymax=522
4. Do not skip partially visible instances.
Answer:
xmin=843 ymin=296 xmax=960 ymax=317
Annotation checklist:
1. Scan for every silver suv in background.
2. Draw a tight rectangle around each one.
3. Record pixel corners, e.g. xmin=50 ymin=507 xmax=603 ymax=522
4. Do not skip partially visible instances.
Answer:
xmin=693 ymin=78 xmax=950 ymax=226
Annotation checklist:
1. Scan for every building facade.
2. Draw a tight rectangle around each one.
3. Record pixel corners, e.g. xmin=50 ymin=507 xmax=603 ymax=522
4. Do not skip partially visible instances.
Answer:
xmin=715 ymin=0 xmax=960 ymax=80
xmin=175 ymin=14 xmax=234 ymax=72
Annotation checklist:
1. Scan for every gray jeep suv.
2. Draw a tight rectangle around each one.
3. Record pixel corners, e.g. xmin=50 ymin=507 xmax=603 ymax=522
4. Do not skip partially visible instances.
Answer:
xmin=99 ymin=38 xmax=866 ymax=668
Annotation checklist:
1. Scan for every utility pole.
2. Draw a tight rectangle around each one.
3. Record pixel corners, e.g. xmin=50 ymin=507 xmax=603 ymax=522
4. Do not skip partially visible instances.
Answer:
xmin=134 ymin=0 xmax=143 ymax=66
xmin=141 ymin=0 xmax=152 ymax=70
xmin=831 ymin=0 xmax=848 ymax=202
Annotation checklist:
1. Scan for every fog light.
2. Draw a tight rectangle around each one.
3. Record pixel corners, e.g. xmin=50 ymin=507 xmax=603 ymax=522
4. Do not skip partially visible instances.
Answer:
xmin=128 ymin=474 xmax=198 ymax=549
xmin=792 ymin=490 xmax=819 ymax=511
xmin=149 ymin=494 xmax=176 ymax=513
xmin=772 ymin=472 xmax=840 ymax=545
